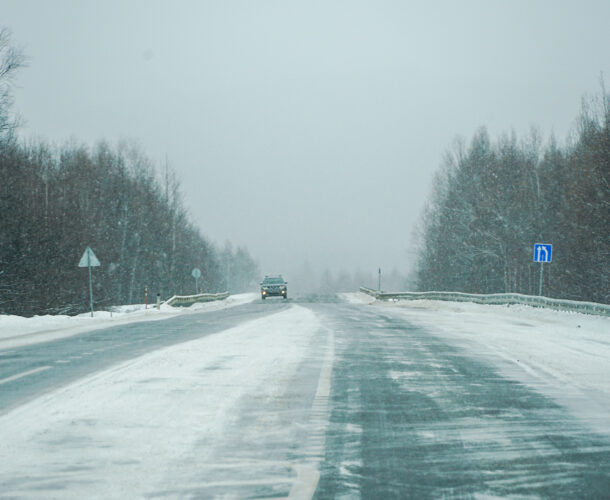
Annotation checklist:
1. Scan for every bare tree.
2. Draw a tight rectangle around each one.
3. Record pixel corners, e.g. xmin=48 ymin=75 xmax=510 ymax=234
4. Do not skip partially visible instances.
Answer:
xmin=414 ymin=88 xmax=609 ymax=303
xmin=0 ymin=28 xmax=25 ymax=139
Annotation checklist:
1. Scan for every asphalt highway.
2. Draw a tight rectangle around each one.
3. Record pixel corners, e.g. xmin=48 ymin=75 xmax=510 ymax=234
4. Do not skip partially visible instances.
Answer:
xmin=1 ymin=297 xmax=609 ymax=498
xmin=0 ymin=302 xmax=290 ymax=414
xmin=310 ymin=302 xmax=610 ymax=498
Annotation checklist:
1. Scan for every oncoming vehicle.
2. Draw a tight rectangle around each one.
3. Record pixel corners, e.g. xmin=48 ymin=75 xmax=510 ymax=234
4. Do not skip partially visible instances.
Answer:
xmin=260 ymin=275 xmax=288 ymax=300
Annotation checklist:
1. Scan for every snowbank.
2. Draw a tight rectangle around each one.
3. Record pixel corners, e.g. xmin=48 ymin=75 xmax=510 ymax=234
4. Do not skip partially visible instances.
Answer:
xmin=338 ymin=292 xmax=376 ymax=305
xmin=0 ymin=293 xmax=257 ymax=349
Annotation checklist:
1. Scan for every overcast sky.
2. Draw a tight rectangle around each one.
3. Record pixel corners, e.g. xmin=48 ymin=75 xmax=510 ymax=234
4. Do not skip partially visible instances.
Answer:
xmin=3 ymin=0 xmax=610 ymax=283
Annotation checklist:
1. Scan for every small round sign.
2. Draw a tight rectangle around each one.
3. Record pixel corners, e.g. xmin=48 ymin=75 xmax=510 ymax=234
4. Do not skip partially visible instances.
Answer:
xmin=191 ymin=268 xmax=202 ymax=279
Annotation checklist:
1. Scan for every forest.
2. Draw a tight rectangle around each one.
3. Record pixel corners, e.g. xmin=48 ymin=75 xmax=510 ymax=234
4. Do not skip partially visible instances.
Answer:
xmin=0 ymin=30 xmax=259 ymax=316
xmin=414 ymin=87 xmax=609 ymax=304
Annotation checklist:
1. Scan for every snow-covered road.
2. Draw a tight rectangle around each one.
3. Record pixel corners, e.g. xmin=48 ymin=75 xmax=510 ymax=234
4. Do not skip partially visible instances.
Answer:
xmin=0 ymin=294 xmax=608 ymax=498
xmin=0 ymin=304 xmax=332 ymax=498
xmin=0 ymin=293 xmax=258 ymax=349
xmin=367 ymin=297 xmax=610 ymax=437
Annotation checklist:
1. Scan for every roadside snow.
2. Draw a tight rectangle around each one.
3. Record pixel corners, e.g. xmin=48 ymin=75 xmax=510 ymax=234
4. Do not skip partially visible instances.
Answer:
xmin=355 ymin=296 xmax=610 ymax=436
xmin=338 ymin=292 xmax=376 ymax=305
xmin=0 ymin=293 xmax=257 ymax=349
xmin=0 ymin=305 xmax=325 ymax=498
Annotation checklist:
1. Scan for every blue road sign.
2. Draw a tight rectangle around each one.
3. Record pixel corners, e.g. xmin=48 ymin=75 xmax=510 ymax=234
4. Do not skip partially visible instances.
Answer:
xmin=533 ymin=243 xmax=552 ymax=263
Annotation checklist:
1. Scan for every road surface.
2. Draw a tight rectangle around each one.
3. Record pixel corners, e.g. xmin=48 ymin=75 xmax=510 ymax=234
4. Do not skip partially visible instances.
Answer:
xmin=1 ymin=296 xmax=609 ymax=498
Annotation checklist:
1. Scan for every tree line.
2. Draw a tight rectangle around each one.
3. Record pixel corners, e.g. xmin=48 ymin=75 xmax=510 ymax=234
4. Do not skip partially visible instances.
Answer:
xmin=413 ymin=87 xmax=609 ymax=304
xmin=0 ymin=29 xmax=258 ymax=316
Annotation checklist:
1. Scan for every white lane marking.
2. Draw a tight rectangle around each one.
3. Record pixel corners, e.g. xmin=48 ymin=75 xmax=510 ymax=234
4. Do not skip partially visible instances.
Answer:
xmin=0 ymin=366 xmax=52 ymax=386
xmin=289 ymin=327 xmax=335 ymax=499
xmin=289 ymin=465 xmax=321 ymax=500
xmin=188 ymin=478 xmax=294 ymax=488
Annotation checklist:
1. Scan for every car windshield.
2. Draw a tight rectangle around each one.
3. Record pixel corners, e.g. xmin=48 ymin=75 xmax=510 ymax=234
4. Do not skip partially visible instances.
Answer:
xmin=263 ymin=278 xmax=284 ymax=284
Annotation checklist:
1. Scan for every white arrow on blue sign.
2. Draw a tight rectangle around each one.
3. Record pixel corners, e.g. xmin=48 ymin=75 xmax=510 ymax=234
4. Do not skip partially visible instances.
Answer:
xmin=533 ymin=243 xmax=552 ymax=263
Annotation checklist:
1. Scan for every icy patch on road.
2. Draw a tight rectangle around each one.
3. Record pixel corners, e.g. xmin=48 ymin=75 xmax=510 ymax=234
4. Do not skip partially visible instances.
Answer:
xmin=0 ymin=305 xmax=326 ymax=498
xmin=0 ymin=293 xmax=257 ymax=349
xmin=375 ymin=299 xmax=610 ymax=436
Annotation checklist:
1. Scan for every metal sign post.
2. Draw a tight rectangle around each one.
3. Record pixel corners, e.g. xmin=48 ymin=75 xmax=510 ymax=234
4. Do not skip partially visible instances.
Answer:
xmin=192 ymin=268 xmax=202 ymax=294
xmin=533 ymin=243 xmax=552 ymax=296
xmin=78 ymin=246 xmax=101 ymax=317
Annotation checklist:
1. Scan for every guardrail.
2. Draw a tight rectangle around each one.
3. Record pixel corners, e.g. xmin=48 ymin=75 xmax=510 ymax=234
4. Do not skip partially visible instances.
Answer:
xmin=164 ymin=292 xmax=230 ymax=308
xmin=359 ymin=287 xmax=610 ymax=317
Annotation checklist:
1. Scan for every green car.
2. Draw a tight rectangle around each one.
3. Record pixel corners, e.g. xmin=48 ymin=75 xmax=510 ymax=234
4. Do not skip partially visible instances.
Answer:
xmin=260 ymin=275 xmax=288 ymax=300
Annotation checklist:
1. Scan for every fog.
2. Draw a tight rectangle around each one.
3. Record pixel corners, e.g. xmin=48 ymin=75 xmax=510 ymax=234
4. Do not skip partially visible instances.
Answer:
xmin=3 ymin=0 xmax=610 ymax=287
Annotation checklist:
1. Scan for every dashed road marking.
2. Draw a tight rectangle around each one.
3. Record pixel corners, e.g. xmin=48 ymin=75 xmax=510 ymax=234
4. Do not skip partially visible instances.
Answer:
xmin=0 ymin=366 xmax=52 ymax=386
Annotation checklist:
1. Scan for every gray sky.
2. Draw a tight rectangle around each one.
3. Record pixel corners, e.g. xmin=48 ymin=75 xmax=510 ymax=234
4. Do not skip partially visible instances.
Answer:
xmin=3 ymin=0 xmax=610 ymax=282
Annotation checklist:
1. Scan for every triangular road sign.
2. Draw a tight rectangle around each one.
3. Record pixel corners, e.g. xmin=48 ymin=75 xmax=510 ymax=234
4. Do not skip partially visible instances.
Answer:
xmin=78 ymin=246 xmax=101 ymax=267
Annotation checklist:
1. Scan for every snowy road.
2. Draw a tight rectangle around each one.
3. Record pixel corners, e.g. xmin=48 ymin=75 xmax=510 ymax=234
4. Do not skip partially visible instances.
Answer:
xmin=313 ymin=301 xmax=610 ymax=498
xmin=0 ymin=295 xmax=609 ymax=498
